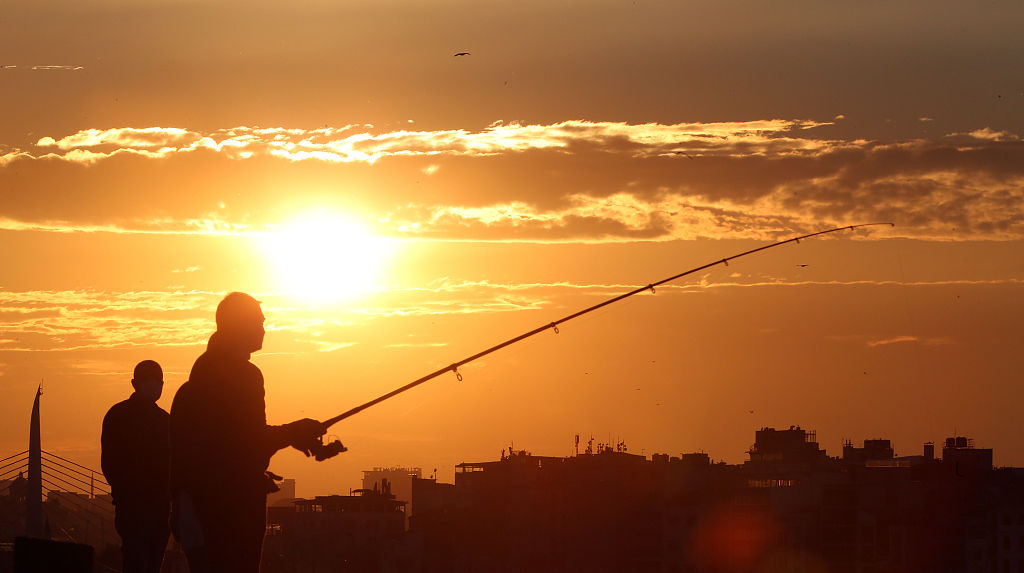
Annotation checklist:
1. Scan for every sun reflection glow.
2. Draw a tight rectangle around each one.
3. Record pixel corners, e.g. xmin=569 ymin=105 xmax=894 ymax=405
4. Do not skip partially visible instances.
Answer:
xmin=260 ymin=210 xmax=396 ymax=303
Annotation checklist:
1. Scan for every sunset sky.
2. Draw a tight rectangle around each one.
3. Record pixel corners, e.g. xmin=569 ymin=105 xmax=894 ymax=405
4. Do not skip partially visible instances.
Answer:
xmin=2 ymin=0 xmax=1022 ymax=496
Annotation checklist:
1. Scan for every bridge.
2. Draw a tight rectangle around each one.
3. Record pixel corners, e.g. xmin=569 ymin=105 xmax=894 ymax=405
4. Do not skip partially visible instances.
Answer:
xmin=0 ymin=447 xmax=115 ymax=545
xmin=0 ymin=387 xmax=120 ymax=570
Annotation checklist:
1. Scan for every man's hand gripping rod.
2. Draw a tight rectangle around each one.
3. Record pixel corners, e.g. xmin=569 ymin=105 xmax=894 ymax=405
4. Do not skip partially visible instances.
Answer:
xmin=321 ymin=223 xmax=893 ymax=434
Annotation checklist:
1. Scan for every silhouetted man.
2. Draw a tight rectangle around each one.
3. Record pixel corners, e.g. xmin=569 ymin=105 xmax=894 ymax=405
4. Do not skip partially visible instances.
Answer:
xmin=101 ymin=360 xmax=170 ymax=573
xmin=170 ymin=292 xmax=329 ymax=573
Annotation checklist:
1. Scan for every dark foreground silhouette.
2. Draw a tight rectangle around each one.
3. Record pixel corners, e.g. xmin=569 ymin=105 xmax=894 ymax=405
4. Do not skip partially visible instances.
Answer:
xmin=13 ymin=536 xmax=92 ymax=573
xmin=169 ymin=292 xmax=332 ymax=573
xmin=101 ymin=360 xmax=170 ymax=573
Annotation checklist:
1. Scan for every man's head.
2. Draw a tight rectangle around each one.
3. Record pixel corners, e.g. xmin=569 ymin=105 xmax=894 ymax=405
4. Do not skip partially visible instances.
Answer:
xmin=131 ymin=360 xmax=163 ymax=402
xmin=215 ymin=292 xmax=266 ymax=353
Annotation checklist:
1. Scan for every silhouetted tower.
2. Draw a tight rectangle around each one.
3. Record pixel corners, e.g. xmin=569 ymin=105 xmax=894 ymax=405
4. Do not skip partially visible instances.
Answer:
xmin=26 ymin=385 xmax=45 ymax=537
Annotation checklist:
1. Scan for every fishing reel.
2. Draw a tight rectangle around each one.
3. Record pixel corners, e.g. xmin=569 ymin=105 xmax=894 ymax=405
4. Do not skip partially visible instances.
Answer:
xmin=309 ymin=434 xmax=347 ymax=461
xmin=288 ymin=420 xmax=347 ymax=461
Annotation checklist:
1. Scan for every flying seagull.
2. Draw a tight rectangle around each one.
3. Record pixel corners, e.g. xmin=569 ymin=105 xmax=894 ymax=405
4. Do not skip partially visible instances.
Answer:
xmin=796 ymin=264 xmax=809 ymax=267
xmin=453 ymin=52 xmax=471 ymax=57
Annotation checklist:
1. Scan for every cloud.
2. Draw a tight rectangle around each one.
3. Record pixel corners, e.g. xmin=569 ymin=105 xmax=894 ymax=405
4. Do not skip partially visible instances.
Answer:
xmin=866 ymin=335 xmax=955 ymax=348
xmin=31 ymin=65 xmax=84 ymax=71
xmin=0 ymin=280 xmax=636 ymax=353
xmin=951 ymin=128 xmax=1019 ymax=142
xmin=0 ymin=286 xmax=552 ymax=353
xmin=310 ymin=341 xmax=358 ymax=353
xmin=20 ymin=120 xmax=835 ymax=165
xmin=0 ymin=290 xmax=219 ymax=352
xmin=385 ymin=342 xmax=449 ymax=348
xmin=0 ymin=217 xmax=252 ymax=236
xmin=2 ymin=119 xmax=1023 ymax=242
xmin=37 ymin=127 xmax=199 ymax=150
xmin=0 ymin=278 xmax=1017 ymax=355
xmin=0 ymin=149 xmax=33 ymax=166
xmin=0 ymin=65 xmax=84 ymax=71
xmin=387 ymin=193 xmax=821 ymax=242
xmin=66 ymin=358 xmax=133 ymax=377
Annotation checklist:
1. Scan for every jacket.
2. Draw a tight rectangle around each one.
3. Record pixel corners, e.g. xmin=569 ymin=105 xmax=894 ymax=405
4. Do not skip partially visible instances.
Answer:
xmin=101 ymin=393 xmax=170 ymax=511
xmin=170 ymin=332 xmax=289 ymax=501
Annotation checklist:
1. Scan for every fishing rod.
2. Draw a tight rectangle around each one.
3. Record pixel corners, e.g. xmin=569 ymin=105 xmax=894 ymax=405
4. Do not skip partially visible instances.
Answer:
xmin=320 ymin=223 xmax=892 ymax=434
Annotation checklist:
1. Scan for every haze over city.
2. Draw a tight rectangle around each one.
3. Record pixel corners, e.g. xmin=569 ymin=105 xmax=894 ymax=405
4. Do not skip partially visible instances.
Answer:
xmin=1 ymin=0 xmax=1022 ymax=497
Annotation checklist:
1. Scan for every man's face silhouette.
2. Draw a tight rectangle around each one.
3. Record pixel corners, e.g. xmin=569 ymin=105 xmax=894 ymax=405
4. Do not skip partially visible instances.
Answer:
xmin=225 ymin=303 xmax=265 ymax=354
xmin=132 ymin=362 xmax=164 ymax=402
xmin=217 ymin=293 xmax=266 ymax=353
xmin=240 ymin=307 xmax=266 ymax=353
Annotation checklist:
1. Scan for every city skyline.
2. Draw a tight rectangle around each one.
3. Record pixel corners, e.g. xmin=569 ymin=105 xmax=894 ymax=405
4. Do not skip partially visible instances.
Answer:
xmin=5 ymin=419 xmax=1017 ymax=572
xmin=2 ymin=382 xmax=1014 ymax=496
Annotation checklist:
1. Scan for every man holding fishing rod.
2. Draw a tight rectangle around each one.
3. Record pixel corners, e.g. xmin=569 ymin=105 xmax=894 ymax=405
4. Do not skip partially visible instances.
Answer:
xmin=169 ymin=292 xmax=345 ymax=573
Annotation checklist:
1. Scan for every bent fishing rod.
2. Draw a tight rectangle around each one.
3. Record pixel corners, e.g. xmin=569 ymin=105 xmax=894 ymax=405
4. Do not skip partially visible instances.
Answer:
xmin=322 ymin=223 xmax=892 ymax=432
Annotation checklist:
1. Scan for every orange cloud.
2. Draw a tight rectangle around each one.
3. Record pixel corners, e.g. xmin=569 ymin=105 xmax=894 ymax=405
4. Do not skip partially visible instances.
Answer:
xmin=37 ymin=127 xmax=199 ymax=150
xmin=0 ymin=65 xmax=84 ymax=71
xmin=0 ymin=287 xmax=549 ymax=354
xmin=1 ymin=278 xmax=1016 ymax=356
xmin=21 ymin=120 xmax=838 ymax=165
xmin=866 ymin=335 xmax=954 ymax=348
xmin=2 ymin=120 xmax=1023 ymax=242
xmin=0 ymin=216 xmax=254 ymax=236
xmin=0 ymin=290 xmax=215 ymax=352
xmin=0 ymin=149 xmax=33 ymax=166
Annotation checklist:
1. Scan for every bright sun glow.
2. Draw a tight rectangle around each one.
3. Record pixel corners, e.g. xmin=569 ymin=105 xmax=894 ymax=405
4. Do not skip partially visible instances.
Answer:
xmin=260 ymin=210 xmax=397 ymax=303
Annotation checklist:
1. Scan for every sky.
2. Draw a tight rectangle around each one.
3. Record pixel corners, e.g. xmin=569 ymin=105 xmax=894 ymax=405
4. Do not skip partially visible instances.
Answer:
xmin=1 ymin=0 xmax=1022 ymax=496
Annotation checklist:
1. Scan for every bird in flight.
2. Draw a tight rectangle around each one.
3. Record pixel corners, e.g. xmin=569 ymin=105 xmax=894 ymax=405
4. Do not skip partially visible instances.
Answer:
xmin=796 ymin=264 xmax=809 ymax=268
xmin=453 ymin=52 xmax=471 ymax=57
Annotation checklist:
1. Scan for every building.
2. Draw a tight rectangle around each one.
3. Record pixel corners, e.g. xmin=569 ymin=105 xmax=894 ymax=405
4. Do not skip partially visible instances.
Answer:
xmin=842 ymin=438 xmax=895 ymax=464
xmin=362 ymin=467 xmax=421 ymax=529
xmin=267 ymin=478 xmax=296 ymax=507
xmin=405 ymin=430 xmax=1023 ymax=573
xmin=263 ymin=487 xmax=408 ymax=573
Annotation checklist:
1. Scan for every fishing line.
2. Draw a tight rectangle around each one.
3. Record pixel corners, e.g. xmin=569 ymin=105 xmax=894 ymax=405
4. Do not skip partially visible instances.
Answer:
xmin=323 ymin=223 xmax=893 ymax=431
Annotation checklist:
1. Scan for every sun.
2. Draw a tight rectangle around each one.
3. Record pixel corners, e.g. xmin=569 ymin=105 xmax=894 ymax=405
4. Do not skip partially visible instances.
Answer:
xmin=259 ymin=210 xmax=397 ymax=303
